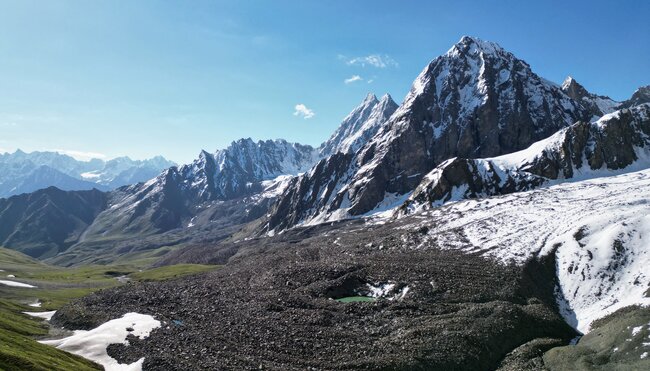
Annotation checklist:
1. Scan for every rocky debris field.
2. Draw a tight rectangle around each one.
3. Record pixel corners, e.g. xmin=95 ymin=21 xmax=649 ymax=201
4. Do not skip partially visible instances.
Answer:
xmin=53 ymin=218 xmax=576 ymax=370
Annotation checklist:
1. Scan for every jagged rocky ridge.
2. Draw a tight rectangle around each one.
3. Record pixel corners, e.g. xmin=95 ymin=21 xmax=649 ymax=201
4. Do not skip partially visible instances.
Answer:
xmin=75 ymin=139 xmax=319 ymax=242
xmin=560 ymin=76 xmax=619 ymax=118
xmin=319 ymin=93 xmax=398 ymax=157
xmin=621 ymin=85 xmax=650 ymax=108
xmin=84 ymin=94 xmax=397 ymax=243
xmin=400 ymin=104 xmax=650 ymax=213
xmin=265 ymin=36 xmax=592 ymax=232
xmin=0 ymin=187 xmax=106 ymax=259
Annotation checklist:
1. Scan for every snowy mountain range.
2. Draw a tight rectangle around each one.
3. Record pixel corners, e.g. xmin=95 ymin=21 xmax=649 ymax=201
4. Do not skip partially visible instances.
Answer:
xmin=75 ymin=138 xmax=320 ymax=242
xmin=0 ymin=150 xmax=175 ymax=198
xmin=3 ymin=36 xmax=649 ymax=262
xmin=3 ymin=35 xmax=650 ymax=368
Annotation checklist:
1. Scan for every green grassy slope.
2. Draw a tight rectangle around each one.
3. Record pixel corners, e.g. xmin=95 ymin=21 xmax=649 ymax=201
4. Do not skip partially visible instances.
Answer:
xmin=0 ymin=247 xmax=221 ymax=370
xmin=0 ymin=299 xmax=102 ymax=371
xmin=544 ymin=306 xmax=650 ymax=370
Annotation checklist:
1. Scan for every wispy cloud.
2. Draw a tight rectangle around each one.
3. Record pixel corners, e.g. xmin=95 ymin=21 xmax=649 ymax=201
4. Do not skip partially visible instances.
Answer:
xmin=344 ymin=54 xmax=398 ymax=68
xmin=293 ymin=104 xmax=315 ymax=119
xmin=53 ymin=149 xmax=107 ymax=161
xmin=344 ymin=75 xmax=363 ymax=84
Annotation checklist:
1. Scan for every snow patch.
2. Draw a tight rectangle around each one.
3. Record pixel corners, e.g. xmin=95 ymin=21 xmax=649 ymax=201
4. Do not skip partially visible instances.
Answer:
xmin=366 ymin=283 xmax=396 ymax=297
xmin=23 ymin=310 xmax=56 ymax=321
xmin=0 ymin=280 xmax=36 ymax=288
xmin=28 ymin=300 xmax=42 ymax=308
xmin=40 ymin=312 xmax=161 ymax=371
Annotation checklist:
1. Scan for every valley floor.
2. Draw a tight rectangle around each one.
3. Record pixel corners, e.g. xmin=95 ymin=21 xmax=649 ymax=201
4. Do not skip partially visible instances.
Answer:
xmin=4 ymin=169 xmax=650 ymax=370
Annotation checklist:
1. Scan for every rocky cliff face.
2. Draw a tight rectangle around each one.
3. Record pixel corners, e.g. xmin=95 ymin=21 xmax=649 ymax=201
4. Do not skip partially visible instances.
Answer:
xmin=400 ymin=104 xmax=650 ymax=213
xmin=210 ymin=138 xmax=318 ymax=200
xmin=265 ymin=36 xmax=590 ymax=232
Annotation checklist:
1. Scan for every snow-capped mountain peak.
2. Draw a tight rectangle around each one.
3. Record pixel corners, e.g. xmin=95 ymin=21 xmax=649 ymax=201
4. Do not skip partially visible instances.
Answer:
xmin=446 ymin=36 xmax=505 ymax=56
xmin=265 ymin=37 xmax=591 ymax=233
xmin=361 ymin=92 xmax=378 ymax=104
xmin=319 ymin=92 xmax=397 ymax=157
xmin=561 ymin=75 xmax=578 ymax=91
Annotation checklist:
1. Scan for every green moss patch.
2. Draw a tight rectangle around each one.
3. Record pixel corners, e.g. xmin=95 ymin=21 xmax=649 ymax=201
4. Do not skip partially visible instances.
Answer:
xmin=543 ymin=306 xmax=650 ymax=370
xmin=335 ymin=296 xmax=376 ymax=303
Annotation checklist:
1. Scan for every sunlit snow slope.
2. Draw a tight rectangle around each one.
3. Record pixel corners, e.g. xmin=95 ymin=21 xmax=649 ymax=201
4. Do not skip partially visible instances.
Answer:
xmin=402 ymin=169 xmax=650 ymax=333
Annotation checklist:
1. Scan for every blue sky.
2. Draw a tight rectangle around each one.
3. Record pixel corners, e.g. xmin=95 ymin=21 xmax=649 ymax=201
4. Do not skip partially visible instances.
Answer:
xmin=0 ymin=0 xmax=648 ymax=163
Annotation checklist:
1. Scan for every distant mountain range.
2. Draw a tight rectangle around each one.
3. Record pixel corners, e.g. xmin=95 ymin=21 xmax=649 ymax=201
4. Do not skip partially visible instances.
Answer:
xmin=0 ymin=150 xmax=175 ymax=198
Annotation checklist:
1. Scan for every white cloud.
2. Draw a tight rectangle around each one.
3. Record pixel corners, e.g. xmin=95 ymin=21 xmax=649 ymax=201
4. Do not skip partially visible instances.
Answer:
xmin=53 ymin=149 xmax=107 ymax=161
xmin=344 ymin=75 xmax=363 ymax=84
xmin=346 ymin=54 xmax=398 ymax=68
xmin=293 ymin=104 xmax=315 ymax=119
